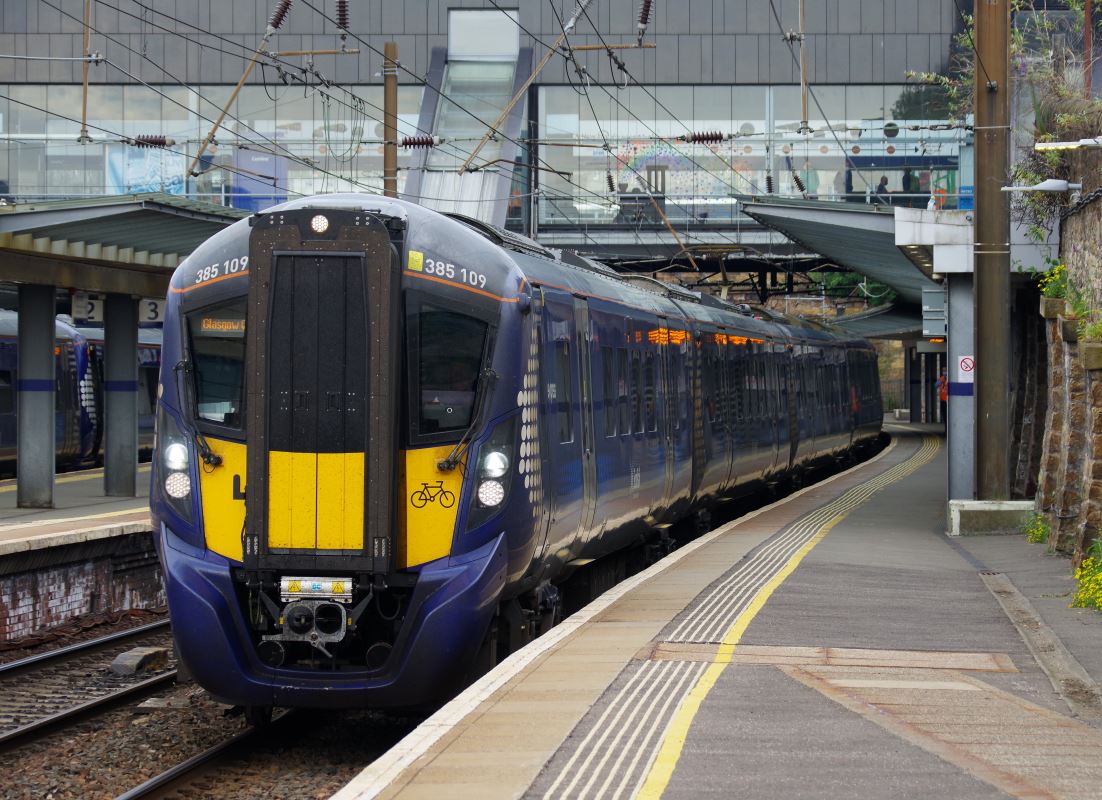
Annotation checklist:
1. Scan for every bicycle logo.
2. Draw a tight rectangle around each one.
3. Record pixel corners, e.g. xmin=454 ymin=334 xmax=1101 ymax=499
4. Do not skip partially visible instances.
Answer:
xmin=410 ymin=480 xmax=456 ymax=509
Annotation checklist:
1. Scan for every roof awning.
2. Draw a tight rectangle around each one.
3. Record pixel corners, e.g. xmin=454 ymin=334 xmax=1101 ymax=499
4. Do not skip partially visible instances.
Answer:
xmin=739 ymin=198 xmax=940 ymax=305
xmin=830 ymin=303 xmax=923 ymax=339
xmin=0 ymin=193 xmax=248 ymax=295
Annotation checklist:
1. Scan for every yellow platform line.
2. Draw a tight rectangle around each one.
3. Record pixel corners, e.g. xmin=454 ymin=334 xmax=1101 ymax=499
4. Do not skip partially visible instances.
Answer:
xmin=0 ymin=464 xmax=151 ymax=494
xmin=636 ymin=436 xmax=942 ymax=800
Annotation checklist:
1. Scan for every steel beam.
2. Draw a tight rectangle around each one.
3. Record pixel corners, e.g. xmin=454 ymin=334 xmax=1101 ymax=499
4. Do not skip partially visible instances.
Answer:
xmin=16 ymin=284 xmax=56 ymax=508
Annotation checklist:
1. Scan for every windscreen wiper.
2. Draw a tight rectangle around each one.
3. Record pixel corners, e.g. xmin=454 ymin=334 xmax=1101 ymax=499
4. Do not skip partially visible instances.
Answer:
xmin=172 ymin=360 xmax=223 ymax=468
xmin=438 ymin=366 xmax=498 ymax=472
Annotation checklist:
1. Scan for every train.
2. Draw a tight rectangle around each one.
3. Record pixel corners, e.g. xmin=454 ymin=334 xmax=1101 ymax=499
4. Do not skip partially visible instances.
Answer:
xmin=0 ymin=309 xmax=161 ymax=469
xmin=152 ymin=194 xmax=881 ymax=720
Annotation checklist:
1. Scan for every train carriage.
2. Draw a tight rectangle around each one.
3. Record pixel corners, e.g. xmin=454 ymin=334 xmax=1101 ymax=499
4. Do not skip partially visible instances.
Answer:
xmin=152 ymin=194 xmax=880 ymax=718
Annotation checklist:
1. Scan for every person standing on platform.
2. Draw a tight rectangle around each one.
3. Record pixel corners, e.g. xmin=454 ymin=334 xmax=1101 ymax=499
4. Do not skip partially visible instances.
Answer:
xmin=936 ymin=367 xmax=948 ymax=423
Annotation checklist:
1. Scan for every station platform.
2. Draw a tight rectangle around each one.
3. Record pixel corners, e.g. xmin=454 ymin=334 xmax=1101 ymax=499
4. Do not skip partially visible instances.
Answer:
xmin=334 ymin=430 xmax=1102 ymax=800
xmin=0 ymin=465 xmax=151 ymax=555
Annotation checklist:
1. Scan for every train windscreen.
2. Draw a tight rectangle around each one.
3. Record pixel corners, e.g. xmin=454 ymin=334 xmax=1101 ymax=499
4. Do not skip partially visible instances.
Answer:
xmin=188 ymin=300 xmax=246 ymax=428
xmin=412 ymin=304 xmax=487 ymax=436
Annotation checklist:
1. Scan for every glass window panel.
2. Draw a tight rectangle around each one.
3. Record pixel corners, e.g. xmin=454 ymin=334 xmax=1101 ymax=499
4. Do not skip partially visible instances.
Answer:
xmin=448 ymin=9 xmax=520 ymax=60
xmin=46 ymin=85 xmax=82 ymax=136
xmin=846 ymin=85 xmax=887 ymax=123
xmin=87 ymin=85 xmax=124 ymax=136
xmin=123 ymin=85 xmax=164 ymax=136
xmin=9 ymin=85 xmax=46 ymax=134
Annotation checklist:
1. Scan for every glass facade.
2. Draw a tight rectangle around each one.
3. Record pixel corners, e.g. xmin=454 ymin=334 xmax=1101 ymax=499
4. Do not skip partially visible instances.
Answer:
xmin=535 ymin=83 xmax=966 ymax=228
xmin=0 ymin=80 xmax=966 ymax=228
xmin=0 ymin=84 xmax=424 ymax=208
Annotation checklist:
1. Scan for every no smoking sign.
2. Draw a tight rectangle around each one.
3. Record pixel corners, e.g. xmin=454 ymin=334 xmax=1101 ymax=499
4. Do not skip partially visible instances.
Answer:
xmin=958 ymin=355 xmax=975 ymax=383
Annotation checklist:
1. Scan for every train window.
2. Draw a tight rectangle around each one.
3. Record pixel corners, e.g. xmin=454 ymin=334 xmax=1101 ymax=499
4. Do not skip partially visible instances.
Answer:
xmin=602 ymin=345 xmax=616 ymax=437
xmin=644 ymin=351 xmax=657 ymax=432
xmin=137 ymin=367 xmax=157 ymax=416
xmin=187 ymin=300 xmax=246 ymax=427
xmin=0 ymin=370 xmax=12 ymax=414
xmin=415 ymin=306 xmax=489 ymax=435
xmin=632 ymin=350 xmax=643 ymax=434
xmin=553 ymin=339 xmax=573 ymax=443
xmin=669 ymin=339 xmax=681 ymax=431
xmin=617 ymin=348 xmax=630 ymax=434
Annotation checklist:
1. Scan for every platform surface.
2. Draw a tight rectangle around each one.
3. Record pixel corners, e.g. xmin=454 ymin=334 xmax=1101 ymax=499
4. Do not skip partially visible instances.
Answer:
xmin=0 ymin=465 xmax=151 ymax=554
xmin=334 ymin=431 xmax=1102 ymax=800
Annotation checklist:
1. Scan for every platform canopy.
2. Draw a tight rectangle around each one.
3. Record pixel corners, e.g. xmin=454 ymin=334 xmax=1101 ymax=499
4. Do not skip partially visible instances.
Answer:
xmin=0 ymin=193 xmax=248 ymax=296
xmin=739 ymin=197 xmax=940 ymax=307
xmin=829 ymin=303 xmax=924 ymax=339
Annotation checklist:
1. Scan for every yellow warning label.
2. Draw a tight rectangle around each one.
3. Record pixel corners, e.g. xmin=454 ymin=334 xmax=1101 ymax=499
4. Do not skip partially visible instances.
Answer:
xmin=407 ymin=250 xmax=424 ymax=272
xmin=288 ymin=580 xmax=301 ymax=593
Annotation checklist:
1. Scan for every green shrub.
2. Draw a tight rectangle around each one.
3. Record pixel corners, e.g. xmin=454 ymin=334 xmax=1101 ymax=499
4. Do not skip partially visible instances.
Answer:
xmin=1023 ymin=512 xmax=1050 ymax=544
xmin=1038 ymin=263 xmax=1068 ymax=299
xmin=1071 ymin=541 xmax=1102 ymax=611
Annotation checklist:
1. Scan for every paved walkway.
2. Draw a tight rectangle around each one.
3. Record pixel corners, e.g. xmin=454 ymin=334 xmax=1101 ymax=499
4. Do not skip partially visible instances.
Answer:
xmin=335 ymin=432 xmax=1102 ymax=800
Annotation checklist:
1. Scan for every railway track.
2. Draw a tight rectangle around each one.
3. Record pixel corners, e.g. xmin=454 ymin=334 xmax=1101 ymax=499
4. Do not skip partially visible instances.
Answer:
xmin=0 ymin=619 xmax=176 ymax=749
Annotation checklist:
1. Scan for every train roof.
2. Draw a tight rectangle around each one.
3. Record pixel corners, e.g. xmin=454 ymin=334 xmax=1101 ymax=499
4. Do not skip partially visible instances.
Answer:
xmin=0 ymin=309 xmax=82 ymax=341
xmin=173 ymin=193 xmax=871 ymax=349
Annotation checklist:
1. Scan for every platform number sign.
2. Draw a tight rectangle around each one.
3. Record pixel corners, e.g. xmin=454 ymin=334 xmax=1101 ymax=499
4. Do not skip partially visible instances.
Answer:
xmin=74 ymin=293 xmax=165 ymax=324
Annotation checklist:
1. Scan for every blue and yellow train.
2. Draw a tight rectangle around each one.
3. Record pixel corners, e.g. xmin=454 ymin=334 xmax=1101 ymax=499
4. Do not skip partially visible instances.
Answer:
xmin=152 ymin=195 xmax=881 ymax=718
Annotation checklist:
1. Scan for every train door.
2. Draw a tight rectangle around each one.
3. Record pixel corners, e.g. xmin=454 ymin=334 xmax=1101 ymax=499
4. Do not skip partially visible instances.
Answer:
xmin=658 ymin=317 xmax=675 ymax=511
xmin=572 ymin=297 xmax=598 ymax=543
xmin=785 ymin=347 xmax=799 ymax=469
xmin=539 ymin=289 xmax=586 ymax=560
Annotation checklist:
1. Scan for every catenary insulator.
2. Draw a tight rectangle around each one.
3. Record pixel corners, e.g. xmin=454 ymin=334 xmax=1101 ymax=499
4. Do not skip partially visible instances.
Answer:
xmin=268 ymin=0 xmax=293 ymax=31
xmin=792 ymin=172 xmax=806 ymax=194
xmin=402 ymin=135 xmax=443 ymax=148
xmin=607 ymin=172 xmax=616 ymax=192
xmin=765 ymin=174 xmax=774 ymax=194
xmin=637 ymin=0 xmax=652 ymax=43
xmin=336 ymin=0 xmax=350 ymax=30
xmin=129 ymin=135 xmax=175 ymax=149
xmin=680 ymin=131 xmax=724 ymax=144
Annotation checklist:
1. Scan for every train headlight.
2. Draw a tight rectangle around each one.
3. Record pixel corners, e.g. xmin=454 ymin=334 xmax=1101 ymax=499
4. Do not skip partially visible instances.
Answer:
xmin=164 ymin=442 xmax=189 ymax=471
xmin=155 ymin=405 xmax=195 ymax=524
xmin=467 ymin=416 xmax=518 ymax=528
xmin=480 ymin=450 xmax=509 ymax=479
xmin=164 ymin=471 xmax=192 ymax=499
xmin=477 ymin=480 xmax=505 ymax=507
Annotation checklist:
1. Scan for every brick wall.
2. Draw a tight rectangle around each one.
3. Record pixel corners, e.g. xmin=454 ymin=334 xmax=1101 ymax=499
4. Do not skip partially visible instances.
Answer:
xmin=0 ymin=533 xmax=164 ymax=643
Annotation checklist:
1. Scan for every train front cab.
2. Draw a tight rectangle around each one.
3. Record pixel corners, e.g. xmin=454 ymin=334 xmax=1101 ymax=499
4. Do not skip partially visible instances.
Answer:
xmin=156 ymin=208 xmax=515 ymax=710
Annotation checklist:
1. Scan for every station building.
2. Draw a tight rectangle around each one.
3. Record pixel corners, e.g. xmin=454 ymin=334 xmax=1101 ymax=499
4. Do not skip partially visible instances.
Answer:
xmin=0 ymin=1 xmax=969 ymax=245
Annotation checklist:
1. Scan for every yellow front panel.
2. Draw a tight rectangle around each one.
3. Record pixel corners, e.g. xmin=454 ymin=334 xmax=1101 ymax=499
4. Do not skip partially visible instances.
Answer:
xmin=198 ymin=438 xmax=247 ymax=562
xmin=398 ymin=446 xmax=466 ymax=568
xmin=266 ymin=450 xmax=294 ymax=548
xmin=289 ymin=451 xmax=318 ymax=549
xmin=316 ymin=451 xmax=365 ymax=550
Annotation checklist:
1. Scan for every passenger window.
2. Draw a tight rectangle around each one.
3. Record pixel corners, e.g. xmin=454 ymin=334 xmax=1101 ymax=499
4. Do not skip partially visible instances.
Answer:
xmin=602 ymin=345 xmax=616 ymax=437
xmin=632 ymin=350 xmax=643 ymax=434
xmin=618 ymin=348 xmax=630 ymax=435
xmin=553 ymin=339 xmax=573 ymax=443
xmin=0 ymin=370 xmax=12 ymax=414
xmin=644 ymin=351 xmax=657 ymax=432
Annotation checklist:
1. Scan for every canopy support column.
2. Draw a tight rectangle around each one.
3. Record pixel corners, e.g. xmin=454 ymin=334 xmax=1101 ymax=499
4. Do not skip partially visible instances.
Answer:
xmin=103 ymin=293 xmax=138 ymax=497
xmin=16 ymin=284 xmax=56 ymax=508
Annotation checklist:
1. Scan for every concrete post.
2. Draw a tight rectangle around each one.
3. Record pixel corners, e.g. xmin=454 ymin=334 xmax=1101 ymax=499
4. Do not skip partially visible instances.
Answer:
xmin=924 ymin=352 xmax=938 ymax=423
xmin=948 ymin=274 xmax=975 ymax=500
xmin=16 ymin=284 xmax=56 ymax=508
xmin=103 ymin=293 xmax=138 ymax=497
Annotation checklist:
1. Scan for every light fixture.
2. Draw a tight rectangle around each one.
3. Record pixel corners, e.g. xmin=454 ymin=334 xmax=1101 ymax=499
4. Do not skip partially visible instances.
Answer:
xmin=1034 ymin=138 xmax=1102 ymax=151
xmin=310 ymin=214 xmax=330 ymax=234
xmin=1001 ymin=179 xmax=1082 ymax=193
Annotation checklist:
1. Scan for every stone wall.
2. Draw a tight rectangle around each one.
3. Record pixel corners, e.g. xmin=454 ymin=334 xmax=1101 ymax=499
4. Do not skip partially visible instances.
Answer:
xmin=1037 ymin=153 xmax=1102 ymax=562
xmin=0 ymin=533 xmax=164 ymax=642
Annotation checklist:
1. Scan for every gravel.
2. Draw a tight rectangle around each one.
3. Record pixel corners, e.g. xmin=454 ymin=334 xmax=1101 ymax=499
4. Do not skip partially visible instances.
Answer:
xmin=3 ymin=680 xmax=421 ymax=800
